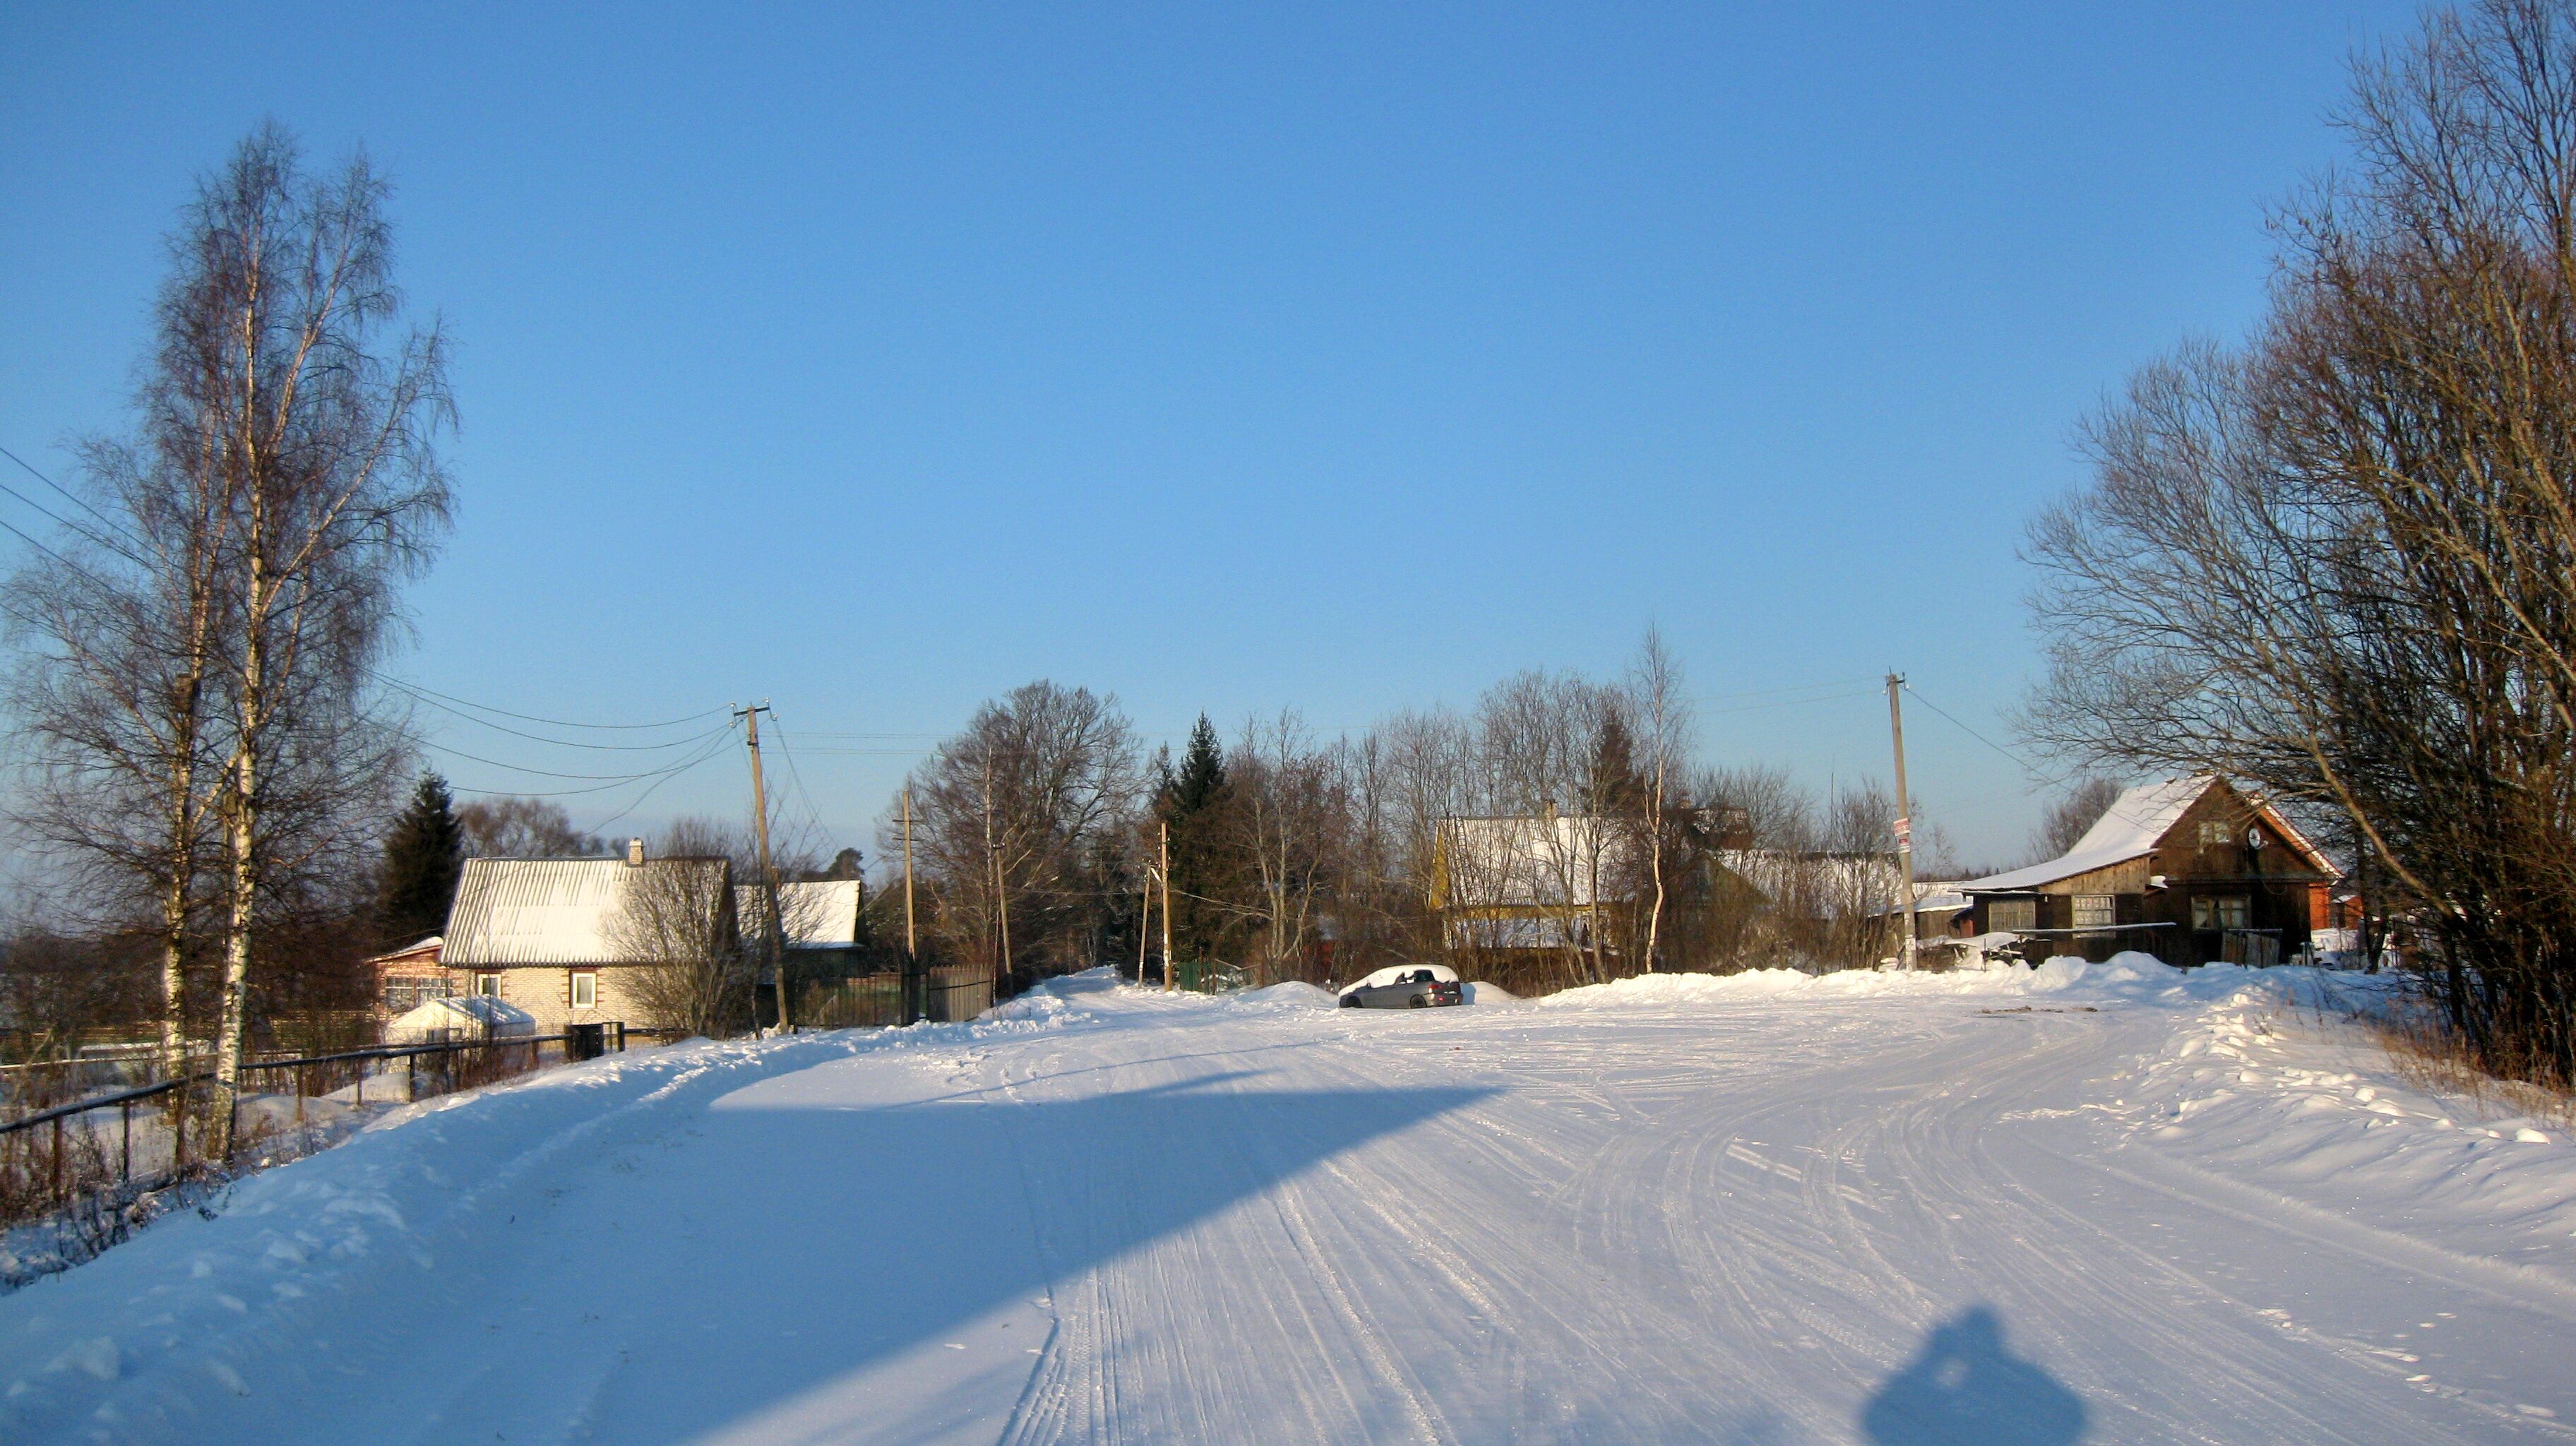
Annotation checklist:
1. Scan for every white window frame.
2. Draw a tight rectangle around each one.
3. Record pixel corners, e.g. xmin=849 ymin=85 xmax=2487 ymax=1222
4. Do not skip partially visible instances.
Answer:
xmin=2198 ymin=820 xmax=2233 ymax=848
xmin=474 ymin=972 xmax=502 ymax=998
xmin=571 ymin=970 xmax=597 ymax=1009
xmin=2073 ymin=895 xmax=2116 ymax=931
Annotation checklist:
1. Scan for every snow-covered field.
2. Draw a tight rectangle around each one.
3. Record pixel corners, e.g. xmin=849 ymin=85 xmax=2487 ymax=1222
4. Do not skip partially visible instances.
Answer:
xmin=4 ymin=959 xmax=2573 ymax=1444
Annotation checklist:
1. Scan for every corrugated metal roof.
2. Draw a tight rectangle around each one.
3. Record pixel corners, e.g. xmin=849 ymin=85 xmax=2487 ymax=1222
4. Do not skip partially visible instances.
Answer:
xmin=1437 ymin=816 xmax=1631 ymax=909
xmin=443 ymin=856 xmax=732 ymax=966
xmin=732 ymin=879 xmax=863 ymax=948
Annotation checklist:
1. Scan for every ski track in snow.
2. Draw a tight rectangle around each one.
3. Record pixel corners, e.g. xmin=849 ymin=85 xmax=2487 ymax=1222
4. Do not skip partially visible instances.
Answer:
xmin=4 ymin=960 xmax=2574 ymax=1444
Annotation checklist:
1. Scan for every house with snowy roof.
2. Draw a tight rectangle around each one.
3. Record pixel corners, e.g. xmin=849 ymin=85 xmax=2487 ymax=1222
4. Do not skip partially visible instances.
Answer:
xmin=1958 ymin=776 xmax=2339 ymax=966
xmin=441 ymin=842 xmax=737 ymax=1029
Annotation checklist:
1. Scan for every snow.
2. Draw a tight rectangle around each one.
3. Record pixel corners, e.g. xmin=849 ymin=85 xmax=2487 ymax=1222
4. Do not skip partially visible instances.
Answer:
xmin=4 ymin=964 xmax=2573 ymax=1443
xmin=383 ymin=993 xmax=535 ymax=1041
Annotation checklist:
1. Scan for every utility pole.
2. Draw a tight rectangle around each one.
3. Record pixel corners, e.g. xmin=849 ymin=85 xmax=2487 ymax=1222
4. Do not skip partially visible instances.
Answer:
xmin=1159 ymin=820 xmax=1174 ymax=992
xmin=902 ymin=788 xmax=919 ymax=1024
xmin=1138 ymin=855 xmax=1154 ymax=985
xmin=737 ymin=703 xmax=789 ymax=1031
xmin=1885 ymin=674 xmax=1919 ymax=970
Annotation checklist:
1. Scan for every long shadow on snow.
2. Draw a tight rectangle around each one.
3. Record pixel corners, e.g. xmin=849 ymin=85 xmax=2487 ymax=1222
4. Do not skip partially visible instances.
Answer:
xmin=434 ymin=1072 xmax=1494 ymax=1445
xmin=1861 ymin=1306 xmax=2086 ymax=1446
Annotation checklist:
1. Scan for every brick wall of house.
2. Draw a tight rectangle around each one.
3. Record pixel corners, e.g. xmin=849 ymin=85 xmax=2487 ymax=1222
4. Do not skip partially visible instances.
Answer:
xmin=470 ymin=965 xmax=652 ymax=1030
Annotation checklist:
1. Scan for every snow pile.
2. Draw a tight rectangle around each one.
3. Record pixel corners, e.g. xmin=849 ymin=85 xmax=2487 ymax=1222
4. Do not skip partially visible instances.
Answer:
xmin=0 ymin=1009 xmax=1085 ymax=1439
xmin=1234 ymin=981 xmax=1337 ymax=1009
xmin=1461 ymin=981 xmax=1519 ymax=1005
xmin=1535 ymin=952 xmax=2216 ymax=1010
xmin=2114 ymin=976 xmax=2576 ymax=1281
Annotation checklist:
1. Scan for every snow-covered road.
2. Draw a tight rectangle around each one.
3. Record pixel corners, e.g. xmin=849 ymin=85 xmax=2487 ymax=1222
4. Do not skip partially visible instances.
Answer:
xmin=6 ymin=962 xmax=2575 ymax=1444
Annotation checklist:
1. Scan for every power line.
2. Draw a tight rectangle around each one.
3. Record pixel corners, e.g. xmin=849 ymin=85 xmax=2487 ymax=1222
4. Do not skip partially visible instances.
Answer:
xmin=0 ymin=443 xmax=140 ymax=549
xmin=763 ymin=713 xmax=837 ymax=844
xmin=590 ymin=731 xmax=737 ymax=831
xmin=387 ymin=681 xmax=734 ymax=752
xmin=1900 ymin=683 xmax=2063 ymax=786
xmin=419 ymin=734 xmax=733 ymax=782
xmin=388 ymin=677 xmax=730 ymax=732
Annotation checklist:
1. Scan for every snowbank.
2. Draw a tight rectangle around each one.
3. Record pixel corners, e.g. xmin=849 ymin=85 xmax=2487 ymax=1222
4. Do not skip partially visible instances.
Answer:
xmin=0 ymin=1010 xmax=1088 ymax=1438
xmin=1462 ymin=981 xmax=1519 ymax=1005
xmin=1532 ymin=952 xmax=2258 ymax=1011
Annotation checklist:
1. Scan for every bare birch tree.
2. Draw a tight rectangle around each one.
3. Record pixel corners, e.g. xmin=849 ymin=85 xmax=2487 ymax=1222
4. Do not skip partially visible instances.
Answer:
xmin=1624 ymin=628 xmax=1692 ymax=972
xmin=1229 ymin=710 xmax=1344 ymax=985
xmin=171 ymin=128 xmax=453 ymax=1149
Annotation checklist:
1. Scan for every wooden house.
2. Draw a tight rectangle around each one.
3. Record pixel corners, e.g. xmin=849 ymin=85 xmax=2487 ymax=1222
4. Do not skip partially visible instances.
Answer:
xmin=1959 ymin=776 xmax=2339 ymax=965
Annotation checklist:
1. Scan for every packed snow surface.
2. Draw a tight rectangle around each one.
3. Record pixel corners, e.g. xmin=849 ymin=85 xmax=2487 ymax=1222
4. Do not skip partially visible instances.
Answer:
xmin=6 ymin=962 xmax=2575 ymax=1444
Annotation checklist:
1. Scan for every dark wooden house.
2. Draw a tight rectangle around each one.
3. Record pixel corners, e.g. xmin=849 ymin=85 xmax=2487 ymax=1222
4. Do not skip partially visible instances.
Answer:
xmin=1960 ymin=776 xmax=2339 ymax=966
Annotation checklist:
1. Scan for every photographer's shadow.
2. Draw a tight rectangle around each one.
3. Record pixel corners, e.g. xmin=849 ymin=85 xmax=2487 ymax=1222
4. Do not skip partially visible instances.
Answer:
xmin=1861 ymin=1307 xmax=2086 ymax=1445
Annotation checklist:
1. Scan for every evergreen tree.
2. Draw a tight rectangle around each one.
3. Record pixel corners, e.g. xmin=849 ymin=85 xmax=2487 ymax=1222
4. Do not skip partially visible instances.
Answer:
xmin=379 ymin=772 xmax=465 ymax=947
xmin=1157 ymin=715 xmax=1241 ymax=964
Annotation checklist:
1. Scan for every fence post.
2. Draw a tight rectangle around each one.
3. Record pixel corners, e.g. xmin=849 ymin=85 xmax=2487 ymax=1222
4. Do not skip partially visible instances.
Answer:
xmin=354 ymin=1065 xmax=363 ymax=1108
xmin=51 ymin=1114 xmax=63 ymax=1205
xmin=121 ymin=1099 xmax=131 ymax=1185
xmin=407 ymin=1051 xmax=417 ymax=1101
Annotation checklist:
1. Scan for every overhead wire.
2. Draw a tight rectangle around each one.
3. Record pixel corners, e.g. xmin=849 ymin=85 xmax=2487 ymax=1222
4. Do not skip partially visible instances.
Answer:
xmin=0 ymin=443 xmax=142 ymax=550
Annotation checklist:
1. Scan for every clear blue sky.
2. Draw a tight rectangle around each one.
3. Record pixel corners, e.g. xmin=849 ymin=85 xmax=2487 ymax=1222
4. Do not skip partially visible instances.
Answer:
xmin=1 ymin=2 xmax=2419 ymax=868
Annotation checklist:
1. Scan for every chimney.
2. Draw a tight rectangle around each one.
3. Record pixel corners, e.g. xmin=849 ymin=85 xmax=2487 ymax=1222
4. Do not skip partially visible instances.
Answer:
xmin=626 ymin=837 xmax=645 ymax=866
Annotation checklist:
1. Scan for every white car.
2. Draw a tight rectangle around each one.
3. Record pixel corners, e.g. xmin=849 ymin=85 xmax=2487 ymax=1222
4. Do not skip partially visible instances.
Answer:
xmin=1337 ymin=963 xmax=1465 ymax=1009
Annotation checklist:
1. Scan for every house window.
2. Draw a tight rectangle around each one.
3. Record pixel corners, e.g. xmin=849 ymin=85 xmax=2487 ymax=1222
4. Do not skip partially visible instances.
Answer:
xmin=2073 ymin=895 xmax=2116 ymax=931
xmin=2198 ymin=820 xmax=2234 ymax=848
xmin=1988 ymin=898 xmax=2037 ymax=932
xmin=2193 ymin=895 xmax=2250 ymax=931
xmin=474 ymin=972 xmax=503 ymax=998
xmin=571 ymin=971 xmax=597 ymax=1009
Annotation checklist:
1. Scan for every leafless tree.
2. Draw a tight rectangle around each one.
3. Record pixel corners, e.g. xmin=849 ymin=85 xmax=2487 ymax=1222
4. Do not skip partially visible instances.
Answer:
xmin=1624 ymin=628 xmax=1693 ymax=972
xmin=2030 ymin=778 xmax=2123 ymax=862
xmin=2025 ymin=0 xmax=2576 ymax=1084
xmin=4 ymin=445 xmax=227 ymax=1056
xmin=165 ymin=127 xmax=454 ymax=1149
xmin=1229 ymin=710 xmax=1345 ymax=985
xmin=612 ymin=818 xmax=746 ymax=1037
xmin=893 ymin=682 xmax=1141 ymax=982
xmin=456 ymin=796 xmax=606 ymax=857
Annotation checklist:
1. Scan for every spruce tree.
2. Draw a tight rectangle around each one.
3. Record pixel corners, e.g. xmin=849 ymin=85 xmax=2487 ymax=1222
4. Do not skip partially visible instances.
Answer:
xmin=379 ymin=772 xmax=466 ymax=947
xmin=1159 ymin=715 xmax=1238 ymax=965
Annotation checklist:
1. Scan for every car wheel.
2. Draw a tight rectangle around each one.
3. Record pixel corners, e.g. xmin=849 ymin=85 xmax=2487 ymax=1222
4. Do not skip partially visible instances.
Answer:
xmin=1340 ymin=994 xmax=1361 ymax=1008
xmin=1408 ymin=996 xmax=1429 ymax=1008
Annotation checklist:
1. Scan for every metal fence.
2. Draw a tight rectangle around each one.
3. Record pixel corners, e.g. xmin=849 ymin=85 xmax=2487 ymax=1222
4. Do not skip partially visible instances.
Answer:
xmin=0 ymin=1024 xmax=650 ymax=1233
xmin=799 ymin=966 xmax=1003 ymax=1028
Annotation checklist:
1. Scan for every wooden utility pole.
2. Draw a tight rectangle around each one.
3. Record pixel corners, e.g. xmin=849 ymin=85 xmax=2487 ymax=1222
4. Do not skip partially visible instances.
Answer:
xmin=1159 ymin=820 xmax=1174 ymax=992
xmin=1885 ymin=674 xmax=1919 ymax=970
xmin=1138 ymin=856 xmax=1154 ymax=984
xmin=902 ymin=788 xmax=919 ymax=1024
xmin=737 ymin=703 xmax=789 ymax=1030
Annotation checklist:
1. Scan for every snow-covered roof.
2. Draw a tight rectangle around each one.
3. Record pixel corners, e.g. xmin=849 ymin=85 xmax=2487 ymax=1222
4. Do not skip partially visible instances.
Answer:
xmin=443 ymin=856 xmax=732 ymax=966
xmin=366 ymin=935 xmax=443 ymax=965
xmin=386 ymin=993 xmax=536 ymax=1040
xmin=732 ymin=879 xmax=863 ymax=949
xmin=1719 ymin=850 xmax=1904 ymax=916
xmin=1437 ymin=816 xmax=1634 ymax=909
xmin=1961 ymin=777 xmax=2214 ymax=892
xmin=1958 ymin=775 xmax=2350 ymax=894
